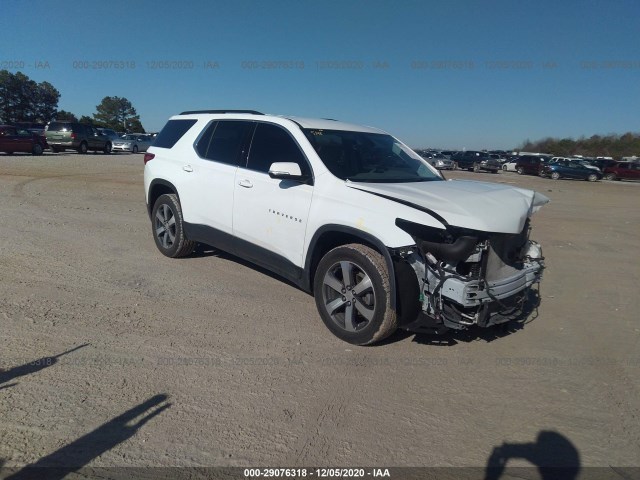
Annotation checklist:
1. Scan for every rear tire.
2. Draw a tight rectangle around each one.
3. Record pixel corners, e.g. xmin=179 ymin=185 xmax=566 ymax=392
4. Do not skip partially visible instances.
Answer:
xmin=313 ymin=244 xmax=397 ymax=345
xmin=604 ymin=173 xmax=616 ymax=181
xmin=517 ymin=167 xmax=524 ymax=175
xmin=78 ymin=142 xmax=88 ymax=154
xmin=151 ymin=194 xmax=195 ymax=258
xmin=32 ymin=144 xmax=43 ymax=156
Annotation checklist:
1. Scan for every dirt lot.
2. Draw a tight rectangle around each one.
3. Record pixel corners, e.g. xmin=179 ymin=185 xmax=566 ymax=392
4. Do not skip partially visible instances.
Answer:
xmin=0 ymin=153 xmax=638 ymax=477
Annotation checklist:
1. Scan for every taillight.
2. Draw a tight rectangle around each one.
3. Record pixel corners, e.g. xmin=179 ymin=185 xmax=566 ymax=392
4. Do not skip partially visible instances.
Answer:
xmin=143 ymin=153 xmax=155 ymax=164
xmin=70 ymin=133 xmax=76 ymax=139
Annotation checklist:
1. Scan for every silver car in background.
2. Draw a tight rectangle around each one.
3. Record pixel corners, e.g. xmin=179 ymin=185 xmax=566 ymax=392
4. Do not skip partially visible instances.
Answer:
xmin=113 ymin=134 xmax=153 ymax=153
xmin=423 ymin=152 xmax=456 ymax=170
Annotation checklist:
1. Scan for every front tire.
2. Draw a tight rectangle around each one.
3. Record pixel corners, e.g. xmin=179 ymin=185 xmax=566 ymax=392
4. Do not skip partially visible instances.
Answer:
xmin=313 ymin=244 xmax=397 ymax=345
xmin=78 ymin=142 xmax=88 ymax=154
xmin=133 ymin=145 xmax=138 ymax=153
xmin=551 ymin=172 xmax=560 ymax=180
xmin=587 ymin=173 xmax=598 ymax=182
xmin=151 ymin=194 xmax=195 ymax=258
xmin=517 ymin=167 xmax=524 ymax=175
xmin=103 ymin=142 xmax=112 ymax=154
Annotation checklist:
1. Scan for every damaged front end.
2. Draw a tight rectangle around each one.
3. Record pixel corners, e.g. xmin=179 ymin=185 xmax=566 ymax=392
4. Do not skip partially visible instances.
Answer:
xmin=393 ymin=218 xmax=545 ymax=333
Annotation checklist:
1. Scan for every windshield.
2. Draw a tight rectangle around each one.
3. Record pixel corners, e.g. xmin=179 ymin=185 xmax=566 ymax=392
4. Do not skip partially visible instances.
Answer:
xmin=122 ymin=134 xmax=138 ymax=140
xmin=303 ymin=129 xmax=442 ymax=183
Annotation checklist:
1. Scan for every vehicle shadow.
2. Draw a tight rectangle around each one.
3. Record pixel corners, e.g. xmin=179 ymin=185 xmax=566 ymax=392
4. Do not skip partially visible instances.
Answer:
xmin=189 ymin=243 xmax=543 ymax=348
xmin=484 ymin=430 xmax=580 ymax=480
xmin=190 ymin=243 xmax=302 ymax=290
xmin=3 ymin=394 xmax=171 ymax=480
xmin=0 ymin=344 xmax=89 ymax=388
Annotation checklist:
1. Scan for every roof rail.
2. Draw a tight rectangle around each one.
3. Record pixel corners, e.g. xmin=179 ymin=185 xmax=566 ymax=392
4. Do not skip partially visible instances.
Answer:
xmin=179 ymin=110 xmax=264 ymax=115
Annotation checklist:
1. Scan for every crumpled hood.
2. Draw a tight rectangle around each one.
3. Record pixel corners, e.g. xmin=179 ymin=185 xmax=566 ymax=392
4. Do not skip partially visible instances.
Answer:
xmin=346 ymin=179 xmax=549 ymax=234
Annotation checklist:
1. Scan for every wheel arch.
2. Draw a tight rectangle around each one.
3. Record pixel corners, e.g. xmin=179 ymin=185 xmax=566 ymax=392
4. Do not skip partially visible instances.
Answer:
xmin=147 ymin=179 xmax=180 ymax=218
xmin=303 ymin=225 xmax=397 ymax=311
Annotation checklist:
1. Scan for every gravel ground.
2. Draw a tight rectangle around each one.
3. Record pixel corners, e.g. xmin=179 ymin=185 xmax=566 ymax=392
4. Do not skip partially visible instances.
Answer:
xmin=0 ymin=153 xmax=638 ymax=478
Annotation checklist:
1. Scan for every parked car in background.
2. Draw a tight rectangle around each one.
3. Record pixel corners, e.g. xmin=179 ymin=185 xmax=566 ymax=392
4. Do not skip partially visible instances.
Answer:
xmin=113 ymin=134 xmax=153 ymax=153
xmin=45 ymin=122 xmax=112 ymax=154
xmin=603 ymin=162 xmax=640 ymax=181
xmin=540 ymin=159 xmax=602 ymax=182
xmin=592 ymin=158 xmax=618 ymax=171
xmin=12 ymin=122 xmax=48 ymax=148
xmin=515 ymin=155 xmax=548 ymax=175
xmin=451 ymin=150 xmax=500 ymax=173
xmin=502 ymin=159 xmax=519 ymax=172
xmin=97 ymin=128 xmax=121 ymax=142
xmin=551 ymin=157 xmax=600 ymax=172
xmin=422 ymin=152 xmax=455 ymax=170
xmin=0 ymin=125 xmax=47 ymax=155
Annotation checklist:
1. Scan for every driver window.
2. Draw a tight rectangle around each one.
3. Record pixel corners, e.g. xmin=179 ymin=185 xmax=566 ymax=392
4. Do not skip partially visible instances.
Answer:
xmin=246 ymin=123 xmax=310 ymax=176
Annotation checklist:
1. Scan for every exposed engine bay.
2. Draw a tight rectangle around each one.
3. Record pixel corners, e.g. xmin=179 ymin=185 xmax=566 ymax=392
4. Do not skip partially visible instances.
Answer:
xmin=393 ymin=218 xmax=545 ymax=332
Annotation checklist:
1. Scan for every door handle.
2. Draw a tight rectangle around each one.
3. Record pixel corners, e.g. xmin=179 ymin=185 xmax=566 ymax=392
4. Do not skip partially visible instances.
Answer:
xmin=238 ymin=179 xmax=253 ymax=188
xmin=182 ymin=165 xmax=193 ymax=172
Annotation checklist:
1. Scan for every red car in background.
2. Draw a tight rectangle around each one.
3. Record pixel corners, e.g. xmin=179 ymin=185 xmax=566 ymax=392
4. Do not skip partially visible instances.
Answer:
xmin=0 ymin=125 xmax=46 ymax=155
xmin=603 ymin=162 xmax=640 ymax=181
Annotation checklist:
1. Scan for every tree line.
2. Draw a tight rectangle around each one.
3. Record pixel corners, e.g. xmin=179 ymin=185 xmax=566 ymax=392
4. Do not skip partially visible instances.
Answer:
xmin=0 ymin=70 xmax=144 ymax=132
xmin=519 ymin=133 xmax=640 ymax=159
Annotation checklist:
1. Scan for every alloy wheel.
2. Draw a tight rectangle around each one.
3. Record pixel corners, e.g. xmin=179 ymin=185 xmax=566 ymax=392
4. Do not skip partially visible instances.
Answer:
xmin=154 ymin=204 xmax=176 ymax=249
xmin=321 ymin=261 xmax=376 ymax=332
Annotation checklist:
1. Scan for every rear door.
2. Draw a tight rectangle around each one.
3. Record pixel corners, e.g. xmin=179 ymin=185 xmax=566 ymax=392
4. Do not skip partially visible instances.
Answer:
xmin=177 ymin=120 xmax=255 ymax=239
xmin=232 ymin=122 xmax=314 ymax=276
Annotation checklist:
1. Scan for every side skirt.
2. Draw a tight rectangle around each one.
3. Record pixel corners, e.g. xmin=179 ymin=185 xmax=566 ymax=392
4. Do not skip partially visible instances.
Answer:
xmin=183 ymin=223 xmax=307 ymax=291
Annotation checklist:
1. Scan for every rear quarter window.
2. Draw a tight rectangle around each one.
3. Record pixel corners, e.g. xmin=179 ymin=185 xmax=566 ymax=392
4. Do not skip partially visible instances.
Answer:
xmin=153 ymin=119 xmax=198 ymax=149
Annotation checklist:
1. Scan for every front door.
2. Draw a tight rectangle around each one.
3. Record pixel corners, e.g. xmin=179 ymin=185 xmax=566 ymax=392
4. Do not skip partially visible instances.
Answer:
xmin=232 ymin=122 xmax=314 ymax=279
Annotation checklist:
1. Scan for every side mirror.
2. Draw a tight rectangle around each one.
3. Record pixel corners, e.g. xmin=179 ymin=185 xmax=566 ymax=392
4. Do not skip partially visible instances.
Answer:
xmin=268 ymin=162 xmax=307 ymax=181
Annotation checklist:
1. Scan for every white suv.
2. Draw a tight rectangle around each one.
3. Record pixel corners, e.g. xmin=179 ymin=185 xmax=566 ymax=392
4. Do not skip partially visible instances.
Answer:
xmin=144 ymin=110 xmax=548 ymax=345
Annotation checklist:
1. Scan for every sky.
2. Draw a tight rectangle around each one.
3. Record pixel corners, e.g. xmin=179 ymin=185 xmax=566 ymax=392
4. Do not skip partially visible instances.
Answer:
xmin=1 ymin=0 xmax=639 ymax=149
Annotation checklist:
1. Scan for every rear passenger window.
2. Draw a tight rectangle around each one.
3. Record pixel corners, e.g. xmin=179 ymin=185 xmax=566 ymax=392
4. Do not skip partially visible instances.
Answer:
xmin=202 ymin=121 xmax=254 ymax=165
xmin=246 ymin=123 xmax=309 ymax=175
xmin=153 ymin=119 xmax=197 ymax=149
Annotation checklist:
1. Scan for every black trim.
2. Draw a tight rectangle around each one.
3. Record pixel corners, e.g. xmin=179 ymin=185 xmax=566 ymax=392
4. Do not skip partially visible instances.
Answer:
xmin=180 ymin=110 xmax=264 ymax=115
xmin=346 ymin=186 xmax=450 ymax=228
xmin=147 ymin=179 xmax=180 ymax=217
xmin=304 ymin=225 xmax=398 ymax=311
xmin=183 ymin=223 xmax=304 ymax=288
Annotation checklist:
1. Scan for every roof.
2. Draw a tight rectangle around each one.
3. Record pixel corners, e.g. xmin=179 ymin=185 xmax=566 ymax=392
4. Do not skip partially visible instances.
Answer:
xmin=173 ymin=111 xmax=386 ymax=134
